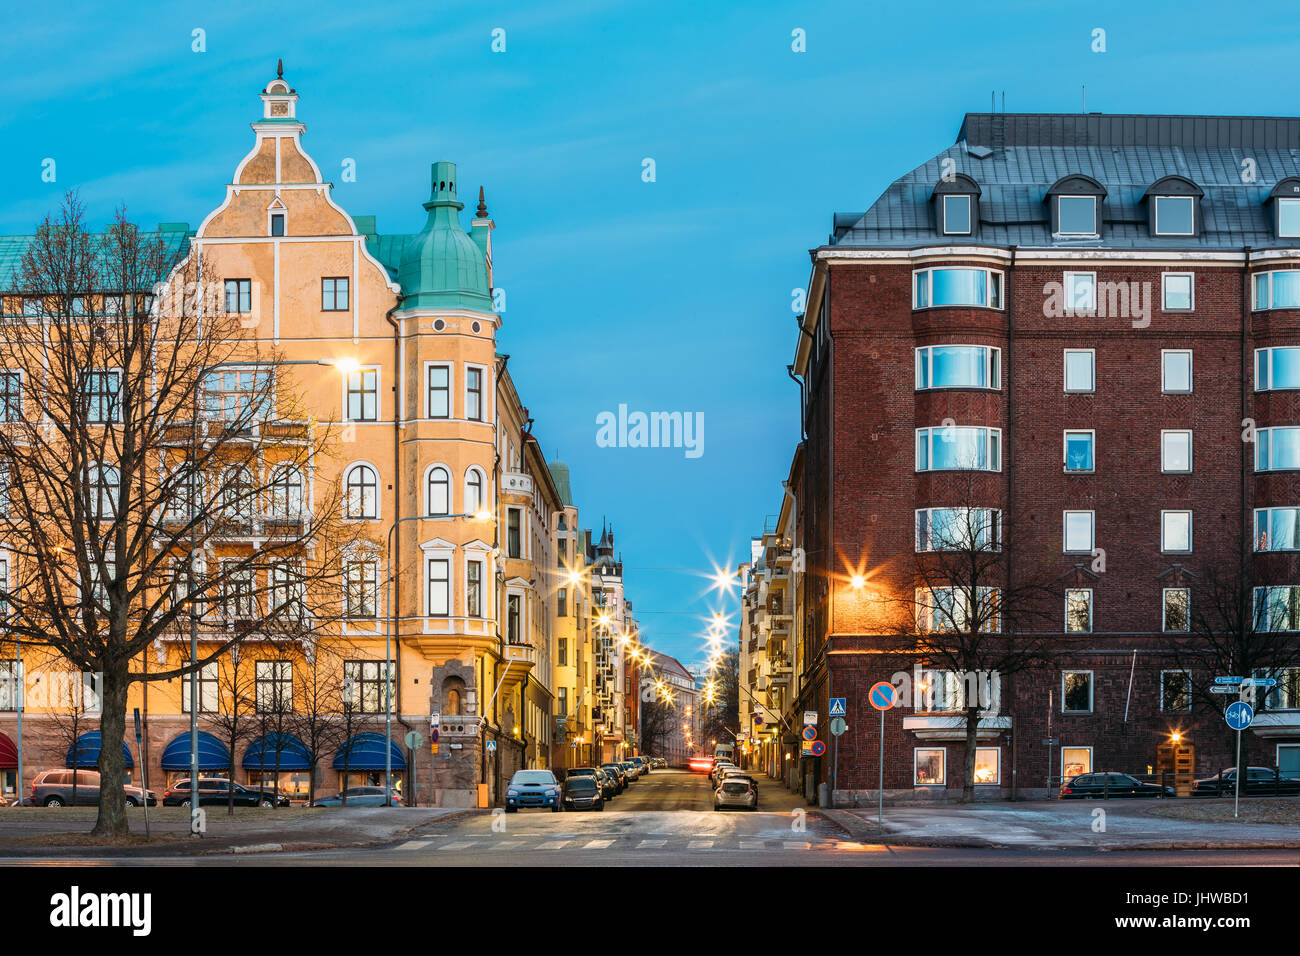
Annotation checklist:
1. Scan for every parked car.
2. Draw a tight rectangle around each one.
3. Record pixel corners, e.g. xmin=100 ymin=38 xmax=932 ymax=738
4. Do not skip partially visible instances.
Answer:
xmin=711 ymin=761 xmax=735 ymax=785
xmin=562 ymin=775 xmax=604 ymax=811
xmin=600 ymin=762 xmax=628 ymax=792
xmin=1191 ymin=766 xmax=1300 ymax=797
xmin=714 ymin=779 xmax=757 ymax=811
xmin=505 ymin=769 xmax=561 ymax=812
xmin=720 ymin=767 xmax=760 ymax=798
xmin=30 ymin=769 xmax=156 ymax=808
xmin=565 ymin=767 xmax=599 ymax=780
xmin=594 ymin=768 xmax=617 ymax=799
xmin=632 ymin=756 xmax=649 ymax=775
xmin=653 ymin=757 xmax=667 ymax=769
xmin=162 ymin=777 xmax=291 ymax=807
xmin=312 ymin=786 xmax=403 ymax=807
xmin=1059 ymin=773 xmax=1174 ymax=799
xmin=618 ymin=761 xmax=638 ymax=782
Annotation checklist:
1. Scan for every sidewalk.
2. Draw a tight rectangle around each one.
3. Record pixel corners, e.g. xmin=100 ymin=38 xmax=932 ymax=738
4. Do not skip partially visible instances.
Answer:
xmin=0 ymin=806 xmax=482 ymax=858
xmin=821 ymin=799 xmax=1300 ymax=851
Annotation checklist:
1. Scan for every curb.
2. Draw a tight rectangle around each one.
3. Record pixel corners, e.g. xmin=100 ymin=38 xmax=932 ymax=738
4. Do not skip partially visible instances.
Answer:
xmin=201 ymin=808 xmax=488 ymax=856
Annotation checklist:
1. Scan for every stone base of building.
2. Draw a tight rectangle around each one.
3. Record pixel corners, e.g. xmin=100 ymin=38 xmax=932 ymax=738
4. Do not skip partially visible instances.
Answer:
xmin=832 ymin=786 xmax=1017 ymax=806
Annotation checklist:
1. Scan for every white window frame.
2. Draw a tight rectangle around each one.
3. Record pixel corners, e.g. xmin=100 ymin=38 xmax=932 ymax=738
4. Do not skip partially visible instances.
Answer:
xmin=914 ymin=425 xmax=1002 ymax=473
xmin=911 ymin=267 xmax=1004 ymax=310
xmin=1161 ymin=349 xmax=1193 ymax=394
xmin=267 ymin=205 xmax=287 ymax=238
xmin=1254 ymin=346 xmax=1300 ymax=392
xmin=1160 ymin=429 xmax=1193 ymax=474
xmin=465 ymin=466 xmax=487 ymax=517
xmin=914 ymin=507 xmax=1001 ymax=552
xmin=424 ymin=462 xmax=452 ymax=517
xmin=941 ymin=194 xmax=972 ymax=235
xmin=342 ymin=365 xmax=381 ymax=423
xmin=1061 ymin=670 xmax=1094 ymax=713
xmin=1063 ymin=429 xmax=1095 ymax=473
xmin=1063 ymin=348 xmax=1095 ymax=393
xmin=1154 ymin=196 xmax=1195 ymax=237
xmin=1057 ymin=195 xmax=1098 ymax=236
xmin=1064 ymin=589 xmax=1092 ymax=633
xmin=1161 ymin=272 xmax=1195 ymax=311
xmin=1163 ymin=587 xmax=1191 ymax=632
xmin=913 ymin=747 xmax=946 ymax=787
xmin=1161 ymin=510 xmax=1193 ymax=554
xmin=1063 ymin=510 xmax=1094 ymax=554
xmin=1279 ymin=198 xmax=1300 ymax=239
xmin=82 ymin=367 xmax=123 ymax=424
xmin=1253 ymin=270 xmax=1300 ymax=310
xmin=463 ymin=549 xmax=490 ymax=620
xmin=425 ymin=362 xmax=452 ymax=419
xmin=1063 ymin=271 xmax=1096 ymax=315
xmin=342 ymin=461 xmax=381 ymax=522
xmin=342 ymin=556 xmax=380 ymax=620
xmin=1254 ymin=506 xmax=1300 ymax=552
xmin=913 ymin=345 xmax=1001 ymax=391
xmin=464 ymin=363 xmax=489 ymax=423
xmin=1160 ymin=669 xmax=1192 ymax=711
xmin=1254 ymin=586 xmax=1300 ymax=633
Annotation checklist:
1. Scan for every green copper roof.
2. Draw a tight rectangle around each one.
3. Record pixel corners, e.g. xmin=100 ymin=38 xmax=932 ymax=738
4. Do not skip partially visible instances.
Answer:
xmin=380 ymin=161 xmax=492 ymax=312
xmin=0 ymin=226 xmax=193 ymax=290
xmin=549 ymin=461 xmax=574 ymax=507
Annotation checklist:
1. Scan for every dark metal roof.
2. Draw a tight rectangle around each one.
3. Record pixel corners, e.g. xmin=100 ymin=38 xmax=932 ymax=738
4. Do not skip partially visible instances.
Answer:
xmin=830 ymin=112 xmax=1300 ymax=251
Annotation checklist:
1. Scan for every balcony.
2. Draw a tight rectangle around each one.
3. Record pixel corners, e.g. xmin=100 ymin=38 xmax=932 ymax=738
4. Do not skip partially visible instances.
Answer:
xmin=901 ymin=715 xmax=1011 ymax=741
xmin=501 ymin=472 xmax=533 ymax=497
xmin=503 ymin=643 xmax=536 ymax=666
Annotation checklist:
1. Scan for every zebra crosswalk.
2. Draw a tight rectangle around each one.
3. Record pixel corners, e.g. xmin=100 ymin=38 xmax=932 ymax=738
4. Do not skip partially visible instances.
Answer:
xmin=395 ymin=834 xmax=860 ymax=854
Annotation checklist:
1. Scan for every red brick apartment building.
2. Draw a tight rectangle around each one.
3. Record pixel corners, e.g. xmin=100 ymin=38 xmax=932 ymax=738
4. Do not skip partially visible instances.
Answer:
xmin=785 ymin=112 xmax=1300 ymax=801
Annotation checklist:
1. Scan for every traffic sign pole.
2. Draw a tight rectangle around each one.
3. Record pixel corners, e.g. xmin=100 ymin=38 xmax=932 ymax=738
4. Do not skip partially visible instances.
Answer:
xmin=1234 ymin=726 xmax=1242 ymax=819
xmin=877 ymin=707 xmax=885 ymax=826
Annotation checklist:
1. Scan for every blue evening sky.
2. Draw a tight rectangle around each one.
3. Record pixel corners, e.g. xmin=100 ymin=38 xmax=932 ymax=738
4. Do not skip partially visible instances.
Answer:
xmin=3 ymin=0 xmax=1297 ymax=670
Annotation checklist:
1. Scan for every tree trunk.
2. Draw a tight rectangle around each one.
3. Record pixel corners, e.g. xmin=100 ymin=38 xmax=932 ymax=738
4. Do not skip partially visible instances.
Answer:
xmin=91 ymin=660 xmax=130 ymax=837
xmin=961 ymin=704 xmax=979 ymax=803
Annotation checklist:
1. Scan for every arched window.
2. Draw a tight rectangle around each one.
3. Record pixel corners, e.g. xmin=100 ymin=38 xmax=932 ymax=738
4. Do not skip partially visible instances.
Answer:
xmin=427 ymin=466 xmax=450 ymax=516
xmin=465 ymin=467 xmax=484 ymax=516
xmin=344 ymin=464 xmax=378 ymax=519
xmin=88 ymin=463 xmax=119 ymax=520
xmin=269 ymin=465 xmax=304 ymax=518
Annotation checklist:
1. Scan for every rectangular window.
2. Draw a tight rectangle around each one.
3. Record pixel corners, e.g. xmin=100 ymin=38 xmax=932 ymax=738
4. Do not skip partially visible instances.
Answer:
xmin=915 ymin=586 xmax=1000 ymax=633
xmin=912 ymin=268 xmax=1003 ymax=309
xmin=1057 ymin=196 xmax=1097 ymax=235
xmin=914 ymin=426 xmax=1001 ymax=472
xmin=507 ymin=593 xmax=522 ymax=643
xmin=942 ymin=195 xmax=971 ymax=235
xmin=1064 ymin=272 xmax=1096 ymax=314
xmin=1162 ymin=272 xmax=1194 ymax=310
xmin=1254 ymin=270 xmax=1300 ymax=310
xmin=255 ymin=660 xmax=293 ymax=713
xmin=203 ymin=368 xmax=272 ymax=420
xmin=427 ymin=365 xmax=450 ymax=418
xmin=346 ymin=368 xmax=379 ymax=421
xmin=321 ymin=277 xmax=349 ymax=311
xmin=0 ymin=371 xmax=21 ymax=422
xmin=0 ymin=659 xmax=17 ymax=712
xmin=1163 ymin=588 xmax=1190 ymax=631
xmin=1161 ymin=670 xmax=1191 ymax=711
xmin=558 ymin=686 xmax=568 ymax=716
xmin=1154 ymin=197 xmax=1195 ymax=236
xmin=1280 ymin=198 xmax=1300 ymax=239
xmin=224 ymin=279 xmax=252 ymax=313
xmin=1062 ymin=671 xmax=1093 ymax=712
xmin=344 ymin=559 xmax=378 ymax=619
xmin=343 ymin=661 xmax=391 ymax=713
xmin=270 ymin=561 xmax=305 ymax=618
xmin=1063 ymin=430 xmax=1094 ymax=472
xmin=1063 ymin=511 xmax=1094 ymax=553
xmin=1162 ymin=510 xmax=1192 ymax=553
xmin=1162 ymin=350 xmax=1193 ymax=393
xmin=81 ymin=369 xmax=120 ymax=423
xmin=974 ymin=748 xmax=1000 ymax=785
xmin=427 ymin=558 xmax=450 ymax=617
xmin=914 ymin=748 xmax=945 ymax=786
xmin=558 ymin=637 xmax=568 ymax=667
xmin=180 ymin=662 xmax=219 ymax=714
xmin=1161 ymin=430 xmax=1192 ymax=473
xmin=270 ymin=214 xmax=285 ymax=237
xmin=507 ymin=508 xmax=522 ymax=558
xmin=1061 ymin=747 xmax=1092 ymax=778
xmin=914 ymin=507 xmax=1000 ymax=552
xmin=465 ymin=367 xmax=483 ymax=421
xmin=1256 ymin=427 xmax=1300 ymax=471
xmin=1256 ymin=347 xmax=1300 ymax=391
xmin=914 ymin=345 xmax=1000 ymax=390
xmin=1064 ymin=349 xmax=1095 ymax=393
xmin=1065 ymin=589 xmax=1092 ymax=633
xmin=558 ymin=587 xmax=568 ymax=617
xmin=1262 ymin=668 xmax=1300 ymax=710
xmin=1254 ymin=507 xmax=1300 ymax=551
xmin=222 ymin=564 xmax=255 ymax=620
xmin=467 ymin=559 xmax=483 ymax=617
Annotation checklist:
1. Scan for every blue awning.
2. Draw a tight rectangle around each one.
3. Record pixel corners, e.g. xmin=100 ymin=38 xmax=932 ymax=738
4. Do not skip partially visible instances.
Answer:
xmin=65 ymin=731 xmax=133 ymax=769
xmin=160 ymin=731 xmax=231 ymax=771
xmin=243 ymin=733 xmax=311 ymax=771
xmin=332 ymin=733 xmax=406 ymax=771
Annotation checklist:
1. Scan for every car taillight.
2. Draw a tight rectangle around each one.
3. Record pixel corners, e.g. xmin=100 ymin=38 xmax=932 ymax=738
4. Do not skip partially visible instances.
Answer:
xmin=1062 ymin=788 xmax=1072 ymax=794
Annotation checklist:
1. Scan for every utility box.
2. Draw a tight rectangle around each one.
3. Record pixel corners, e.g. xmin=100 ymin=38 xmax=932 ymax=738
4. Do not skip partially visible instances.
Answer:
xmin=477 ymin=783 xmax=489 ymax=808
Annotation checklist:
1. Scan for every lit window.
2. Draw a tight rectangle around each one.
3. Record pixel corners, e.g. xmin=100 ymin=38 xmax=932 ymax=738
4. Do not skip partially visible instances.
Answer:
xmin=942 ymin=195 xmax=972 ymax=235
xmin=1063 ymin=511 xmax=1094 ymax=553
xmin=1154 ymin=196 xmax=1195 ymax=236
xmin=914 ymin=748 xmax=945 ymax=786
xmin=1162 ymin=273 xmax=1194 ymax=311
xmin=1057 ymin=196 xmax=1097 ymax=235
xmin=974 ymin=748 xmax=1000 ymax=785
xmin=915 ymin=508 xmax=1000 ymax=552
xmin=345 ymin=368 xmax=379 ymax=421
xmin=1163 ymin=589 xmax=1190 ymax=632
xmin=1061 ymin=747 xmax=1092 ymax=777
xmin=1065 ymin=590 xmax=1092 ymax=632
xmin=1064 ymin=349 xmax=1095 ymax=392
xmin=1161 ymin=510 xmax=1192 ymax=553
xmin=1162 ymin=350 xmax=1192 ymax=393
xmin=915 ymin=426 xmax=1001 ymax=472
xmin=1064 ymin=272 xmax=1096 ymax=314
xmin=912 ymin=268 xmax=1003 ymax=309
xmin=1254 ymin=507 xmax=1300 ymax=551
xmin=914 ymin=345 xmax=1000 ymax=390
xmin=1063 ymin=431 xmax=1094 ymax=472
xmin=1062 ymin=671 xmax=1093 ymax=711
xmin=1161 ymin=430 xmax=1192 ymax=473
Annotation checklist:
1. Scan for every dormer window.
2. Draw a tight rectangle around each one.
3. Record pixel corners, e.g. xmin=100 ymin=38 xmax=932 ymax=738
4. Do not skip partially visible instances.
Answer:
xmin=932 ymin=173 xmax=981 ymax=238
xmin=942 ymin=195 xmax=972 ymax=235
xmin=1154 ymin=196 xmax=1195 ymax=236
xmin=1057 ymin=196 xmax=1097 ymax=236
xmin=1281 ymin=199 xmax=1300 ymax=238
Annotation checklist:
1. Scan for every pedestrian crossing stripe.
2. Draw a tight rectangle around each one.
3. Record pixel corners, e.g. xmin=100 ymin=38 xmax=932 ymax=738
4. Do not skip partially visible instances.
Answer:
xmin=687 ymin=840 xmax=714 ymax=849
xmin=395 ymin=840 xmax=431 ymax=850
xmin=583 ymin=839 xmax=614 ymax=849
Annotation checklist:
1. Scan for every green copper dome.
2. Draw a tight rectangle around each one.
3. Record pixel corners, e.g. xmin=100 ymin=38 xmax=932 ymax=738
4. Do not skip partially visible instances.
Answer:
xmin=396 ymin=161 xmax=492 ymax=311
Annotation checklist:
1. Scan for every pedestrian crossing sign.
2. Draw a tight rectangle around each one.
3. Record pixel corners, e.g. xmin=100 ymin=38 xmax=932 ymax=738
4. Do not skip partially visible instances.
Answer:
xmin=829 ymin=697 xmax=847 ymax=717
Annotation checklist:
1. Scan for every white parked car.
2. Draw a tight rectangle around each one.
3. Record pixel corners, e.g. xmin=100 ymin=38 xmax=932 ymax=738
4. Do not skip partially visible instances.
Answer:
xmin=714 ymin=779 xmax=757 ymax=811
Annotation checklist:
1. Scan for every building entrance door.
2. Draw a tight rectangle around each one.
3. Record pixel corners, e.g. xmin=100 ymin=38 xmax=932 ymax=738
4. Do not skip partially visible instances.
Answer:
xmin=1155 ymin=741 xmax=1195 ymax=796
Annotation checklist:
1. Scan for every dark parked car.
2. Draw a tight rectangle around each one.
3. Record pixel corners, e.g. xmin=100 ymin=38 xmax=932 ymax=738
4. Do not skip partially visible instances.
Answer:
xmin=162 ymin=777 xmax=291 ymax=807
xmin=30 ymin=769 xmax=156 ymax=807
xmin=505 ymin=770 xmax=561 ymax=812
xmin=562 ymin=775 xmax=603 ymax=811
xmin=312 ymin=786 xmax=403 ymax=807
xmin=594 ymin=768 xmax=617 ymax=799
xmin=618 ymin=761 xmax=638 ymax=782
xmin=600 ymin=762 xmax=628 ymax=792
xmin=1191 ymin=767 xmax=1300 ymax=797
xmin=1059 ymin=772 xmax=1174 ymax=799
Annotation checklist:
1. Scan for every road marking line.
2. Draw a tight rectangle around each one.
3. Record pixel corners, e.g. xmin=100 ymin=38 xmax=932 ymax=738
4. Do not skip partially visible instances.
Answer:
xmin=583 ymin=839 xmax=614 ymax=849
xmin=395 ymin=840 xmax=431 ymax=850
xmin=738 ymin=840 xmax=766 ymax=850
xmin=687 ymin=840 xmax=714 ymax=849
xmin=637 ymin=839 xmax=667 ymax=848
xmin=784 ymin=841 xmax=811 ymax=850
xmin=438 ymin=841 xmax=476 ymax=851
xmin=538 ymin=840 xmax=571 ymax=850
xmin=493 ymin=841 xmax=524 ymax=849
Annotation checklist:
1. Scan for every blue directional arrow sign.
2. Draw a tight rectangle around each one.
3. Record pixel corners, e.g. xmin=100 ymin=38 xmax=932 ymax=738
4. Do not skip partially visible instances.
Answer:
xmin=1214 ymin=676 xmax=1244 ymax=685
xmin=1241 ymin=678 xmax=1278 ymax=688
xmin=1225 ymin=701 xmax=1254 ymax=731
xmin=829 ymin=697 xmax=847 ymax=717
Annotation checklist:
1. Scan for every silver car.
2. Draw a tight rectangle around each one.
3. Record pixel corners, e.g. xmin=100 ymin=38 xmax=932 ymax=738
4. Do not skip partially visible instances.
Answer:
xmin=714 ymin=779 xmax=756 ymax=811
